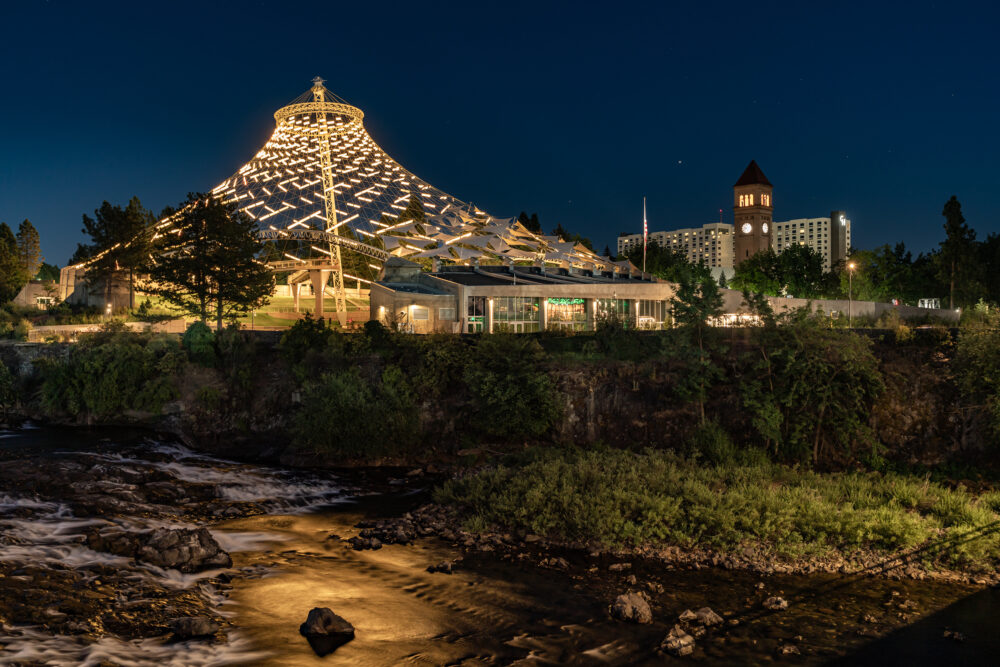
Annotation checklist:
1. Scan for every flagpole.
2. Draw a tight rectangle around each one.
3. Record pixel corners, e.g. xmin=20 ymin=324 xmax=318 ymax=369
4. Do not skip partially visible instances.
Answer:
xmin=642 ymin=196 xmax=648 ymax=274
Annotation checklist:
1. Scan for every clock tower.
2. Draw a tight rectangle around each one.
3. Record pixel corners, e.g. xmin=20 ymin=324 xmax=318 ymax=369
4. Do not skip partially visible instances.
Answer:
xmin=733 ymin=160 xmax=773 ymax=265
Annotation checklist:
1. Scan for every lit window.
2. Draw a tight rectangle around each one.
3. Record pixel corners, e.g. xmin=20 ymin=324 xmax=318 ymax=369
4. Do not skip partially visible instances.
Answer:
xmin=412 ymin=307 xmax=429 ymax=320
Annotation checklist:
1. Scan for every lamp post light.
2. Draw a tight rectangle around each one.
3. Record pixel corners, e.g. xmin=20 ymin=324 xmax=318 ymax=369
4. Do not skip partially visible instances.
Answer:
xmin=847 ymin=261 xmax=856 ymax=328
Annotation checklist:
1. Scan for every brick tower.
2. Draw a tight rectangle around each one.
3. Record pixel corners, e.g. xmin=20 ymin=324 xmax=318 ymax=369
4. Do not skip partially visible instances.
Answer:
xmin=733 ymin=160 xmax=774 ymax=265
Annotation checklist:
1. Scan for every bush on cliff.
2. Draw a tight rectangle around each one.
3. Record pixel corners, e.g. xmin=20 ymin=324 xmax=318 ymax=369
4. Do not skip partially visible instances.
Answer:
xmin=39 ymin=332 xmax=184 ymax=420
xmin=0 ymin=361 xmax=15 ymax=417
xmin=462 ymin=335 xmax=561 ymax=439
xmin=292 ymin=365 xmax=417 ymax=458
xmin=279 ymin=315 xmax=337 ymax=366
xmin=955 ymin=329 xmax=1000 ymax=444
xmin=740 ymin=317 xmax=885 ymax=465
xmin=182 ymin=321 xmax=216 ymax=366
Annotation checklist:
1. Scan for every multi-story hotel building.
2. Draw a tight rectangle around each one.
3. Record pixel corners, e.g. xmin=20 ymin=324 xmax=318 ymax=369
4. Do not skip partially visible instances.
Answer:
xmin=772 ymin=213 xmax=851 ymax=270
xmin=617 ymin=222 xmax=734 ymax=270
xmin=617 ymin=163 xmax=851 ymax=272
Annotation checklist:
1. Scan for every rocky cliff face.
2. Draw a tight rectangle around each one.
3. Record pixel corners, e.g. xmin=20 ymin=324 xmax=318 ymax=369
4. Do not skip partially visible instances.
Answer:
xmin=1 ymin=336 xmax=983 ymax=467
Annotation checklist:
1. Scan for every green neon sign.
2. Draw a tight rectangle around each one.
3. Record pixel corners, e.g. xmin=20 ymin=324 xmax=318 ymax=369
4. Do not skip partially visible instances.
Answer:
xmin=547 ymin=298 xmax=585 ymax=305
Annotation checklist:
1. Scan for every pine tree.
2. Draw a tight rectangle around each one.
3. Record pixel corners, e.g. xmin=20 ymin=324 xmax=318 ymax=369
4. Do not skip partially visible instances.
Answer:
xmin=142 ymin=194 xmax=274 ymax=329
xmin=15 ymin=220 xmax=42 ymax=279
xmin=516 ymin=211 xmax=542 ymax=234
xmin=669 ymin=264 xmax=724 ymax=423
xmin=78 ymin=197 xmax=155 ymax=309
xmin=0 ymin=223 xmax=29 ymax=303
xmin=528 ymin=213 xmax=541 ymax=234
xmin=938 ymin=195 xmax=977 ymax=309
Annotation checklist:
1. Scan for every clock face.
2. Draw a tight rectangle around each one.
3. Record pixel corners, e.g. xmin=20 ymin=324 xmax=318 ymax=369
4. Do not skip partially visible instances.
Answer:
xmin=762 ymin=223 xmax=769 ymax=234
xmin=741 ymin=223 xmax=752 ymax=234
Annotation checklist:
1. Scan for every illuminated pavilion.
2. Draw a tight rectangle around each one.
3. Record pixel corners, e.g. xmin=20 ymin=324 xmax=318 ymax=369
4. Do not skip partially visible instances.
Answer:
xmin=202 ymin=77 xmax=614 ymax=323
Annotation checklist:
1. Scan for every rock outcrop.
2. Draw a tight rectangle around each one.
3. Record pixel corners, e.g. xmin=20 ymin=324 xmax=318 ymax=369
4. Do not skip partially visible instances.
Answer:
xmin=299 ymin=607 xmax=355 ymax=656
xmin=88 ymin=527 xmax=232 ymax=573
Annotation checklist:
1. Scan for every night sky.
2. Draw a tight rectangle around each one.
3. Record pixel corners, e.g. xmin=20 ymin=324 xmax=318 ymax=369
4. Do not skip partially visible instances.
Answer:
xmin=1 ymin=1 xmax=998 ymax=266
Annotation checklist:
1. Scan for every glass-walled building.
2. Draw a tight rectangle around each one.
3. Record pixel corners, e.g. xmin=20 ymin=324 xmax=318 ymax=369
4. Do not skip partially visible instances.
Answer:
xmin=547 ymin=297 xmax=587 ymax=331
xmin=638 ymin=299 xmax=669 ymax=329
xmin=493 ymin=296 xmax=540 ymax=333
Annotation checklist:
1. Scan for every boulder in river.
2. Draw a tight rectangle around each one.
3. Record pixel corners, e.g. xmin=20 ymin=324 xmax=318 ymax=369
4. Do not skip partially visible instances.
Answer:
xmin=763 ymin=596 xmax=789 ymax=611
xmin=88 ymin=527 xmax=232 ymax=573
xmin=610 ymin=592 xmax=652 ymax=624
xmin=299 ymin=607 xmax=355 ymax=656
xmin=427 ymin=560 xmax=454 ymax=574
xmin=170 ymin=616 xmax=219 ymax=639
xmin=695 ymin=607 xmax=723 ymax=627
xmin=662 ymin=624 xmax=695 ymax=656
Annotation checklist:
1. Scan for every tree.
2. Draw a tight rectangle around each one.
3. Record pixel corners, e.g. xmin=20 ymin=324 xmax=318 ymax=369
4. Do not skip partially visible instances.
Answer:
xmin=602 ymin=244 xmax=613 ymax=258
xmin=142 ymin=194 xmax=274 ymax=330
xmin=517 ymin=211 xmax=542 ymax=234
xmin=622 ymin=240 xmax=693 ymax=282
xmin=78 ymin=197 xmax=155 ymax=309
xmin=551 ymin=223 xmax=594 ymax=251
xmin=730 ymin=248 xmax=782 ymax=296
xmin=36 ymin=262 xmax=60 ymax=282
xmin=778 ymin=244 xmax=827 ymax=298
xmin=15 ymin=220 xmax=42 ymax=279
xmin=0 ymin=223 xmax=29 ymax=304
xmin=669 ymin=263 xmax=724 ymax=423
xmin=979 ymin=233 xmax=1000 ymax=306
xmin=732 ymin=246 xmax=832 ymax=299
xmin=938 ymin=195 xmax=977 ymax=309
xmin=529 ymin=213 xmax=541 ymax=234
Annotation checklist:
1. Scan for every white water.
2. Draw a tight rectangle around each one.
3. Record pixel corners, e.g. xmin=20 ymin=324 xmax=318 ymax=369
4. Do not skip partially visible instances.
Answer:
xmin=71 ymin=443 xmax=345 ymax=511
xmin=0 ymin=435 xmax=347 ymax=666
xmin=0 ymin=625 xmax=271 ymax=667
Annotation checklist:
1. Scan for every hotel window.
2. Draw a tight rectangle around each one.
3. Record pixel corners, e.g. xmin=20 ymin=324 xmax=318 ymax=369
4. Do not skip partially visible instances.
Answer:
xmin=439 ymin=307 xmax=456 ymax=320
xmin=412 ymin=307 xmax=429 ymax=321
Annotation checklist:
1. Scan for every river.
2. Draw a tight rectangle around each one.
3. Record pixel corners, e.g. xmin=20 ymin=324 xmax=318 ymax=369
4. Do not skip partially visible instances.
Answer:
xmin=0 ymin=425 xmax=996 ymax=665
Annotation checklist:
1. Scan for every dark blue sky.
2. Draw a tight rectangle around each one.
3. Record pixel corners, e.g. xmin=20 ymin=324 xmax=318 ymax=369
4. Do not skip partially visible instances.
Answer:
xmin=1 ymin=1 xmax=998 ymax=265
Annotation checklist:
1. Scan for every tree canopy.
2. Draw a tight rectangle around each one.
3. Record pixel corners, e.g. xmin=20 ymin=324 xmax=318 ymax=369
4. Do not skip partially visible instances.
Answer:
xmin=15 ymin=220 xmax=42 ymax=280
xmin=938 ymin=195 xmax=977 ymax=309
xmin=0 ymin=223 xmax=29 ymax=303
xmin=622 ymin=240 xmax=700 ymax=283
xmin=75 ymin=197 xmax=155 ymax=308
xmin=142 ymin=194 xmax=274 ymax=329
xmin=517 ymin=211 xmax=542 ymax=234
xmin=731 ymin=245 xmax=835 ymax=299
xmin=551 ymin=223 xmax=594 ymax=251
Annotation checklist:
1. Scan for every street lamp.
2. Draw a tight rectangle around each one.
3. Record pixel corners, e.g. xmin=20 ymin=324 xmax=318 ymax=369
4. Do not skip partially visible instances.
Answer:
xmin=847 ymin=261 xmax=856 ymax=328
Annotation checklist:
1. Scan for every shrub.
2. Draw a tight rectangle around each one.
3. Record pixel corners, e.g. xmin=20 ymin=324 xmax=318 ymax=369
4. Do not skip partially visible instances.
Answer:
xmin=686 ymin=419 xmax=738 ymax=464
xmin=279 ymin=314 xmax=335 ymax=366
xmin=0 ymin=361 xmax=15 ymax=416
xmin=954 ymin=329 xmax=1000 ymax=444
xmin=39 ymin=332 xmax=183 ymax=419
xmin=215 ymin=325 xmax=257 ymax=400
xmin=292 ymin=365 xmax=418 ymax=458
xmin=740 ymin=316 xmax=885 ymax=464
xmin=435 ymin=448 xmax=1000 ymax=570
xmin=462 ymin=335 xmax=562 ymax=439
xmin=182 ymin=321 xmax=216 ymax=366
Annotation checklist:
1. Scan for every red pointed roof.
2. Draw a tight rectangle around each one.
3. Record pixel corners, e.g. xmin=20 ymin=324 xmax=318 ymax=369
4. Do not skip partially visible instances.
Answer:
xmin=734 ymin=160 xmax=772 ymax=187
